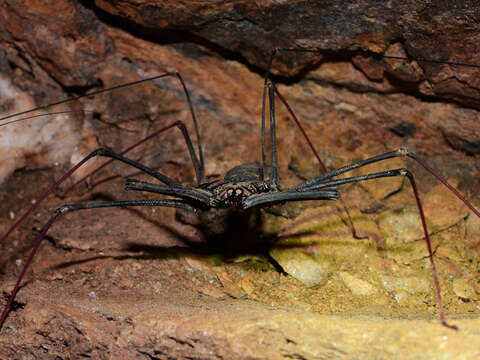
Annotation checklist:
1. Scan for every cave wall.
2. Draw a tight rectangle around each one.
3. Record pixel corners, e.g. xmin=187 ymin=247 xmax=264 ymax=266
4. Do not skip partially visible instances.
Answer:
xmin=1 ymin=1 xmax=480 ymax=359
xmin=1 ymin=0 xmax=479 ymax=184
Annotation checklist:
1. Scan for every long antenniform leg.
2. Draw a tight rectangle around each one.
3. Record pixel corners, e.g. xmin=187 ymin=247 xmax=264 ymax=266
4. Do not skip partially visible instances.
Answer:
xmin=0 ymin=71 xmax=206 ymax=187
xmin=248 ymin=145 xmax=480 ymax=329
xmin=272 ymin=82 xmax=368 ymax=239
xmin=0 ymin=122 xmax=189 ymax=245
xmin=258 ymin=66 xmax=478 ymax=328
xmin=0 ymin=71 xmax=206 ymax=244
xmin=262 ymin=50 xmax=368 ymax=240
xmin=60 ymin=72 xmax=206 ymax=190
xmin=0 ymin=197 xmax=197 ymax=330
xmin=0 ymin=136 xmax=213 ymax=330
xmin=0 ymin=72 xmax=208 ymax=330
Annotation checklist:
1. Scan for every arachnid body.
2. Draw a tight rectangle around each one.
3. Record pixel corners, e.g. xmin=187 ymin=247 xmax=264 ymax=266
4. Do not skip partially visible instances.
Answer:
xmin=0 ymin=62 xmax=478 ymax=333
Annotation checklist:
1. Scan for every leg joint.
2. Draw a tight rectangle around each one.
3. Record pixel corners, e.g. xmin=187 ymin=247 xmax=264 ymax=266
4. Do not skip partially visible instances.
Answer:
xmin=396 ymin=147 xmax=413 ymax=157
xmin=399 ymin=167 xmax=413 ymax=178
xmin=55 ymin=204 xmax=76 ymax=214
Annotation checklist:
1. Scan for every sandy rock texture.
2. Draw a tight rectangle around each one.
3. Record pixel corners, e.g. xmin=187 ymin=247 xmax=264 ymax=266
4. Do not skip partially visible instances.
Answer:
xmin=0 ymin=0 xmax=480 ymax=359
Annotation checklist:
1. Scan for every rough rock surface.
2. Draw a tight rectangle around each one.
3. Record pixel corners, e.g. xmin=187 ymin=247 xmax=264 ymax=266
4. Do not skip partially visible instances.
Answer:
xmin=0 ymin=1 xmax=479 ymax=359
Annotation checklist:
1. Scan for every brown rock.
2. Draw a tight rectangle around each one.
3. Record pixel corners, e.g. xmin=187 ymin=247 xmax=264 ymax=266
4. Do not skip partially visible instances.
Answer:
xmin=0 ymin=1 xmax=479 ymax=359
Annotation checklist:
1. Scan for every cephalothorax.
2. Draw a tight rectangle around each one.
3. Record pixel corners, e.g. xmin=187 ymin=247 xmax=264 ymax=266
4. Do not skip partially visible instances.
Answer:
xmin=207 ymin=163 xmax=275 ymax=208
xmin=0 ymin=49 xmax=479 ymax=333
